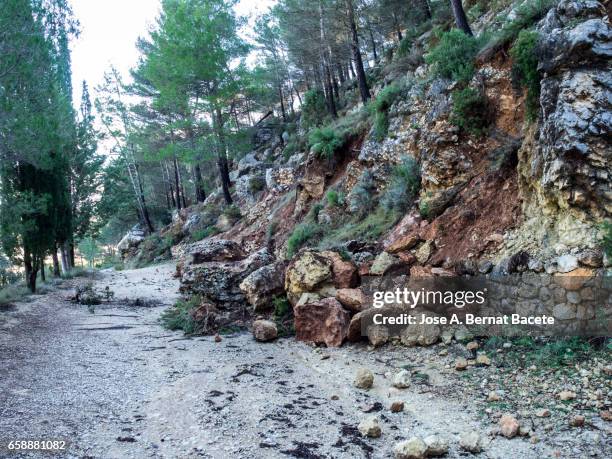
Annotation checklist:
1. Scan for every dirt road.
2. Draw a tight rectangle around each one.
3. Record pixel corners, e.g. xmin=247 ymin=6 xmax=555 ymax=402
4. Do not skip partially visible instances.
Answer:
xmin=0 ymin=264 xmax=607 ymax=458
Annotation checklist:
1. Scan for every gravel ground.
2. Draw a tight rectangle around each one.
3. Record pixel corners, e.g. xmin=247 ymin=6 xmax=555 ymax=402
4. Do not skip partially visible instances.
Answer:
xmin=0 ymin=264 xmax=608 ymax=458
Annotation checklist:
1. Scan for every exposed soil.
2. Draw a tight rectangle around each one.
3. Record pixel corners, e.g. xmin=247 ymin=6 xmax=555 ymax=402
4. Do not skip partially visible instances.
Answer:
xmin=0 ymin=264 xmax=608 ymax=458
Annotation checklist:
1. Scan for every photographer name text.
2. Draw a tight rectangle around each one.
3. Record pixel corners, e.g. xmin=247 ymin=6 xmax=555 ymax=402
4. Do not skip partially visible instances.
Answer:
xmin=372 ymin=313 xmax=555 ymax=326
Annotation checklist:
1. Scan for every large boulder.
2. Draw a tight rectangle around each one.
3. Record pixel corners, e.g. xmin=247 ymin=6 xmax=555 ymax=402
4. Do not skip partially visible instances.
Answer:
xmin=294 ymin=297 xmax=350 ymax=347
xmin=188 ymin=239 xmax=247 ymax=264
xmin=180 ymin=247 xmax=274 ymax=309
xmin=252 ymin=319 xmax=278 ymax=342
xmin=117 ymin=225 xmax=146 ymax=260
xmin=320 ymin=251 xmax=359 ymax=288
xmin=239 ymin=261 xmax=286 ymax=312
xmin=285 ymin=251 xmax=333 ymax=305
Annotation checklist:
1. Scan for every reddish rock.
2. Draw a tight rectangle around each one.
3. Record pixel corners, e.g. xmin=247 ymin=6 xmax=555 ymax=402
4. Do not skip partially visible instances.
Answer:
xmin=294 ymin=298 xmax=350 ymax=347
xmin=499 ymin=414 xmax=520 ymax=438
xmin=431 ymin=267 xmax=456 ymax=277
xmin=397 ymin=252 xmax=417 ymax=264
xmin=336 ymin=288 xmax=367 ymax=312
xmin=386 ymin=233 xmax=422 ymax=254
xmin=553 ymin=268 xmax=595 ymax=291
xmin=383 ymin=212 xmax=422 ymax=247
xmin=320 ymin=251 xmax=359 ymax=288
xmin=358 ymin=263 xmax=371 ymax=276
xmin=347 ymin=311 xmax=365 ymax=342
xmin=410 ymin=266 xmax=434 ymax=277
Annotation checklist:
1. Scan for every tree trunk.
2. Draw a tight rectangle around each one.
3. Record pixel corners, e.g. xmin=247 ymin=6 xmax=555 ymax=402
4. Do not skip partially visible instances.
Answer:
xmin=24 ymin=252 xmax=37 ymax=293
xmin=346 ymin=0 xmax=371 ymax=103
xmin=421 ymin=0 xmax=432 ymax=19
xmin=69 ymin=242 xmax=75 ymax=268
xmin=450 ymin=0 xmax=473 ymax=36
xmin=214 ymin=107 xmax=233 ymax=205
xmin=40 ymin=258 xmax=46 ymax=282
xmin=173 ymin=156 xmax=182 ymax=210
xmin=393 ymin=13 xmax=403 ymax=42
xmin=324 ymin=63 xmax=338 ymax=118
xmin=52 ymin=250 xmax=61 ymax=277
xmin=368 ymin=26 xmax=378 ymax=62
xmin=194 ymin=163 xmax=206 ymax=203
xmin=278 ymin=83 xmax=287 ymax=121
xmin=134 ymin=164 xmax=155 ymax=233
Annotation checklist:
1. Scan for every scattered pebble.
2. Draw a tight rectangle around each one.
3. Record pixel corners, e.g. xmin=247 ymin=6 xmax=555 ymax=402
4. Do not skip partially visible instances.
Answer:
xmin=390 ymin=401 xmax=405 ymax=413
xmin=392 ymin=370 xmax=411 ymax=389
xmin=358 ymin=416 xmax=382 ymax=438
xmin=393 ymin=437 xmax=426 ymax=459
xmin=354 ymin=368 xmax=374 ymax=389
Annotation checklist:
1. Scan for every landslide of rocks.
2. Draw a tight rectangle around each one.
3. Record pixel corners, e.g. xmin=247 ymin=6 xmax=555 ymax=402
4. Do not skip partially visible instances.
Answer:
xmin=122 ymin=0 xmax=611 ymax=345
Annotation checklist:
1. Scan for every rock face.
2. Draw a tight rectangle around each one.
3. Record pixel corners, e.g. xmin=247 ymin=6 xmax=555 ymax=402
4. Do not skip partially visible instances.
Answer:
xmin=180 ymin=247 xmax=274 ymax=309
xmin=294 ymin=297 xmax=350 ymax=347
xmin=252 ymin=320 xmax=278 ymax=342
xmin=239 ymin=261 xmax=286 ymax=311
xmin=519 ymin=0 xmax=612 ymax=221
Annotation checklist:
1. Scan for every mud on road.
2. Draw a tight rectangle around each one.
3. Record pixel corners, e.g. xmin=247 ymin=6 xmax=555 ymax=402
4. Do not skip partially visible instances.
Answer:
xmin=0 ymin=264 xmax=608 ymax=458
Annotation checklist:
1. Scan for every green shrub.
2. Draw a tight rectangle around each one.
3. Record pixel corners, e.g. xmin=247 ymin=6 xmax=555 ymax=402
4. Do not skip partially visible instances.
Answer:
xmin=317 ymin=207 xmax=399 ymax=248
xmin=349 ymin=170 xmax=377 ymax=216
xmin=425 ymin=30 xmax=479 ymax=82
xmin=222 ymin=204 xmax=242 ymax=220
xmin=381 ymin=156 xmax=421 ymax=212
xmin=326 ymin=189 xmax=344 ymax=207
xmin=373 ymin=111 xmax=390 ymax=142
xmin=397 ymin=35 xmax=413 ymax=57
xmin=372 ymin=84 xmax=402 ymax=113
xmin=370 ymin=84 xmax=402 ymax=142
xmin=496 ymin=0 xmax=554 ymax=47
xmin=192 ymin=226 xmax=220 ymax=241
xmin=273 ymin=296 xmax=290 ymax=319
xmin=419 ymin=200 xmax=430 ymax=219
xmin=602 ymin=221 xmax=612 ymax=258
xmin=302 ymin=89 xmax=328 ymax=128
xmin=0 ymin=283 xmax=30 ymax=305
xmin=308 ymin=127 xmax=344 ymax=159
xmin=283 ymin=139 xmax=298 ymax=160
xmin=160 ymin=295 xmax=203 ymax=334
xmin=450 ymin=87 xmax=490 ymax=135
xmin=286 ymin=223 xmax=322 ymax=258
xmin=266 ymin=220 xmax=279 ymax=243
xmin=248 ymin=175 xmax=266 ymax=193
xmin=510 ymin=30 xmax=541 ymax=121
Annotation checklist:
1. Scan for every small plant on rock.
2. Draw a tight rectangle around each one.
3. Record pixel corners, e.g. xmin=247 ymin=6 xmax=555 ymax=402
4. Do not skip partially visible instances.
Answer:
xmin=381 ymin=156 xmax=421 ymax=213
xmin=308 ymin=127 xmax=344 ymax=159
xmin=510 ymin=30 xmax=541 ymax=121
xmin=248 ymin=175 xmax=266 ymax=193
xmin=425 ymin=29 xmax=479 ymax=82
xmin=326 ymin=189 xmax=344 ymax=207
xmin=450 ymin=87 xmax=490 ymax=136
xmin=370 ymin=83 xmax=401 ymax=141
xmin=286 ymin=223 xmax=322 ymax=259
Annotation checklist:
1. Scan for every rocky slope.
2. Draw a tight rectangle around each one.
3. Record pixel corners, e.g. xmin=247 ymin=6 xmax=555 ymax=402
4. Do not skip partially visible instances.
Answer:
xmin=124 ymin=0 xmax=611 ymax=349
